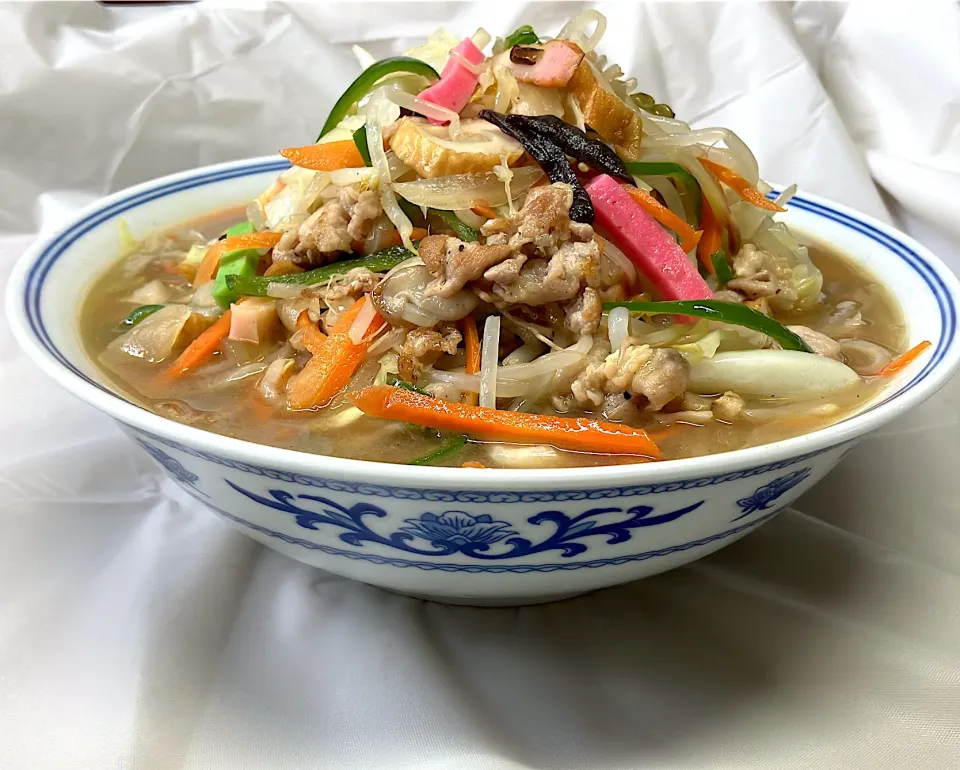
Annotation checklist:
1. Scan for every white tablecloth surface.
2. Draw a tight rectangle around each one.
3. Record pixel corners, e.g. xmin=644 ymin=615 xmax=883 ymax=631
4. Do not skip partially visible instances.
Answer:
xmin=2 ymin=2 xmax=960 ymax=768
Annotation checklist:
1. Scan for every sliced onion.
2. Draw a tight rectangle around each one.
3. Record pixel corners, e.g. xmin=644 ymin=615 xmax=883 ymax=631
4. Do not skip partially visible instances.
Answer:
xmin=645 ymin=175 xmax=689 ymax=227
xmin=689 ymin=350 xmax=860 ymax=399
xmin=128 ymin=279 xmax=171 ymax=305
xmin=109 ymin=304 xmax=192 ymax=363
xmin=266 ymin=282 xmax=307 ymax=299
xmin=503 ymin=340 xmax=544 ymax=366
xmin=366 ymin=88 xmax=415 ymax=252
xmin=387 ymin=89 xmax=461 ymax=136
xmin=608 ymin=306 xmax=630 ymax=351
xmin=330 ymin=167 xmax=379 ymax=188
xmin=479 ymin=315 xmax=501 ymax=409
xmin=512 ymin=82 xmax=565 ymax=118
xmin=493 ymin=64 xmax=519 ymax=114
xmin=838 ymin=339 xmax=892 ymax=376
xmin=204 ymin=362 xmax=268 ymax=391
xmin=386 ymin=151 xmax=413 ymax=181
xmin=557 ymin=10 xmax=607 ymax=53
xmin=365 ymin=327 xmax=405 ymax=359
xmin=258 ymin=358 xmax=295 ymax=401
xmin=349 ymin=296 xmax=379 ymax=344
xmin=351 ymin=44 xmax=377 ymax=69
xmin=392 ymin=166 xmax=542 ymax=210
xmin=598 ymin=237 xmax=637 ymax=286
xmin=471 ymin=27 xmax=491 ymax=50
xmin=773 ymin=183 xmax=798 ymax=209
xmin=644 ymin=128 xmax=759 ymax=185
xmin=453 ymin=208 xmax=486 ymax=229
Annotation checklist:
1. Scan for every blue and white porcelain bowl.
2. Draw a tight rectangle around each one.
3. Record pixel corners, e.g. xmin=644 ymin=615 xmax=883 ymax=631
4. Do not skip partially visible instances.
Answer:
xmin=8 ymin=157 xmax=960 ymax=605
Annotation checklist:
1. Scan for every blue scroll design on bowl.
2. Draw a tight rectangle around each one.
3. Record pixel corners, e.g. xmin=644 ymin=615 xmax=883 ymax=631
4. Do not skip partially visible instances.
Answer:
xmin=226 ymin=480 xmax=704 ymax=559
xmin=734 ymin=467 xmax=812 ymax=519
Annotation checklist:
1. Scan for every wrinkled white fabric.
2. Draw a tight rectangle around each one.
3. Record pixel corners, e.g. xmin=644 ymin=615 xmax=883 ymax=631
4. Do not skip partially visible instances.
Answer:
xmin=2 ymin=2 xmax=960 ymax=768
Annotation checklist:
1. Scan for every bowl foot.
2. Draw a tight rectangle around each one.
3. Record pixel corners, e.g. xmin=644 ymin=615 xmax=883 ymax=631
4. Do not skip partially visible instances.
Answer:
xmin=378 ymin=586 xmax=595 ymax=607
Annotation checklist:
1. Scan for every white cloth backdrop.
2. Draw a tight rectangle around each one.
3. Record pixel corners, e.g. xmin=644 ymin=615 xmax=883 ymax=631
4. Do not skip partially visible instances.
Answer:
xmin=2 ymin=2 xmax=959 ymax=768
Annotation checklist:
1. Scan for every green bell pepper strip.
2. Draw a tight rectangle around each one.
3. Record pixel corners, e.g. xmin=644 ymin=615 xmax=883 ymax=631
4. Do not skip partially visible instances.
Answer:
xmin=711 ymin=250 xmax=734 ymax=285
xmin=603 ymin=299 xmax=814 ymax=353
xmin=224 ymin=246 xmax=414 ymax=297
xmin=352 ymin=126 xmax=372 ymax=166
xmin=385 ymin=373 xmax=429 ymax=395
xmin=409 ymin=434 xmax=468 ymax=466
xmin=503 ymin=25 xmax=539 ymax=49
xmin=624 ymin=161 xmax=702 ymax=226
xmin=225 ymin=221 xmax=256 ymax=237
xmin=120 ymin=304 xmax=164 ymax=328
xmin=318 ymin=57 xmax=440 ymax=141
xmin=434 ymin=209 xmax=479 ymax=242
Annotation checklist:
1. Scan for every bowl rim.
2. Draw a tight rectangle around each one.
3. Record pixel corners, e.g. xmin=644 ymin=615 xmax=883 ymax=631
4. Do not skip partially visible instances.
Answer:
xmin=7 ymin=154 xmax=960 ymax=490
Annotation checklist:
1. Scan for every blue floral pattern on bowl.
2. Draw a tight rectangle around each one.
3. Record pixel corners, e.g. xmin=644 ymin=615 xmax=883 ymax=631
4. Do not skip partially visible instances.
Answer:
xmin=734 ymin=468 xmax=812 ymax=519
xmin=225 ymin=480 xmax=706 ymax=559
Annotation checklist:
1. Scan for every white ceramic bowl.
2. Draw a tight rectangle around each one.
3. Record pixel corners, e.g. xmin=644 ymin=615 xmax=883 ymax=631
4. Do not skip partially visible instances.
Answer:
xmin=8 ymin=156 xmax=960 ymax=605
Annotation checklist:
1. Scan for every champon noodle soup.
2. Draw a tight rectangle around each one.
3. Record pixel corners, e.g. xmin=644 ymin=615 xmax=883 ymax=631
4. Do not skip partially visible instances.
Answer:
xmin=82 ymin=12 xmax=922 ymax=469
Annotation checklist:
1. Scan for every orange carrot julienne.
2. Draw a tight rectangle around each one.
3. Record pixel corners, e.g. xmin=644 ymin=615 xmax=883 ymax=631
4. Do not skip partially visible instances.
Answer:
xmin=697 ymin=193 xmax=723 ymax=275
xmin=471 ymin=203 xmax=498 ymax=219
xmin=194 ymin=231 xmax=283 ymax=285
xmin=625 ymin=186 xmax=702 ymax=254
xmin=350 ymin=386 xmax=663 ymax=459
xmin=462 ymin=314 xmax=481 ymax=407
xmin=697 ymin=157 xmax=785 ymax=212
xmin=280 ymin=141 xmax=366 ymax=172
xmin=287 ymin=297 xmax=383 ymax=410
xmin=164 ymin=310 xmax=232 ymax=379
xmin=878 ymin=340 xmax=932 ymax=376
xmin=385 ymin=227 xmax=429 ymax=248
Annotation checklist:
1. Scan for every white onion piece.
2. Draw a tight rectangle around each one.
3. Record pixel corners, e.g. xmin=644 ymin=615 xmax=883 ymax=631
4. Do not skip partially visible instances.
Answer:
xmin=386 ymin=151 xmax=413 ymax=181
xmin=608 ymin=306 xmax=631 ymax=351
xmin=365 ymin=89 xmax=416 ymax=252
xmin=479 ymin=315 xmax=501 ymax=409
xmin=598 ymin=237 xmax=637 ymax=286
xmin=838 ymin=339 xmax=892 ymax=376
xmin=348 ymin=297 xmax=378 ymax=344
xmin=109 ymin=304 xmax=192 ymax=363
xmin=190 ymin=281 xmax=217 ymax=309
xmin=365 ymin=328 xmax=406 ymax=359
xmin=773 ymin=183 xmax=798 ymax=209
xmin=644 ymin=128 xmax=760 ymax=185
xmin=471 ymin=27 xmax=491 ymax=50
xmin=205 ymin=362 xmax=268 ymax=391
xmin=453 ymin=208 xmax=486 ymax=229
xmin=645 ymin=175 xmax=689 ymax=226
xmin=503 ymin=340 xmax=544 ymax=366
xmin=330 ymin=167 xmax=379 ymax=188
xmin=266 ymin=282 xmax=307 ymax=299
xmin=351 ymin=44 xmax=377 ymax=69
xmin=257 ymin=358 xmax=295 ymax=401
xmin=689 ymin=350 xmax=860 ymax=399
xmin=493 ymin=64 xmax=519 ymax=114
xmin=557 ymin=10 xmax=607 ymax=53
xmin=512 ymin=82 xmax=565 ymax=118
xmin=392 ymin=166 xmax=542 ymax=210
xmin=128 ymin=279 xmax=170 ymax=305
xmin=387 ymin=89 xmax=461 ymax=136
xmin=644 ymin=146 xmax=730 ymax=231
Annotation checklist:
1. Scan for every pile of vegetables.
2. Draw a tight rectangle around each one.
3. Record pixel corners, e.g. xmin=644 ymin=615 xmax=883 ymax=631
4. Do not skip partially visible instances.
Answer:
xmin=104 ymin=11 xmax=931 ymax=468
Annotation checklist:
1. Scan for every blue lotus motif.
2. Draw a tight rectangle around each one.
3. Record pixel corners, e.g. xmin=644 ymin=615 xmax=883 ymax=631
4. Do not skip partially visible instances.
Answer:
xmin=136 ymin=439 xmax=201 ymax=491
xmin=398 ymin=511 xmax=516 ymax=549
xmin=225 ymin=481 xmax=704 ymax=559
xmin=734 ymin=468 xmax=811 ymax=519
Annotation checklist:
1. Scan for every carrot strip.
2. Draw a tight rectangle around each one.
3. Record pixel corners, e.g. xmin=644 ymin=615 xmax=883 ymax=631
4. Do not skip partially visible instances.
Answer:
xmin=471 ymin=203 xmax=498 ymax=219
xmin=264 ymin=261 xmax=303 ymax=278
xmin=195 ymin=232 xmax=283 ymax=285
xmin=697 ymin=193 xmax=723 ymax=275
xmin=351 ymin=386 xmax=663 ymax=459
xmin=287 ymin=297 xmax=384 ymax=410
xmin=878 ymin=340 xmax=932 ymax=376
xmin=280 ymin=141 xmax=366 ymax=172
xmin=385 ymin=227 xmax=429 ymax=248
xmin=300 ymin=320 xmax=328 ymax=355
xmin=164 ymin=310 xmax=232 ymax=379
xmin=625 ymin=186 xmax=702 ymax=254
xmin=462 ymin=314 xmax=481 ymax=407
xmin=697 ymin=157 xmax=785 ymax=212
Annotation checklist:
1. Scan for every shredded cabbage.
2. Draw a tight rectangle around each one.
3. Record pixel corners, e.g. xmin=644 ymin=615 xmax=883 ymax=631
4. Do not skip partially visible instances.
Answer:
xmin=405 ymin=28 xmax=460 ymax=72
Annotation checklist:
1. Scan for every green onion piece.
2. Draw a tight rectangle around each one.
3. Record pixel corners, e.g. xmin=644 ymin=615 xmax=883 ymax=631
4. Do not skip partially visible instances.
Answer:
xmin=224 ymin=246 xmax=414 ymax=297
xmin=711 ymin=250 xmax=734 ymax=285
xmin=503 ymin=24 xmax=539 ymax=49
xmin=409 ymin=435 xmax=468 ymax=466
xmin=120 ymin=304 xmax=164 ymax=327
xmin=385 ymin=373 xmax=429 ymax=395
xmin=434 ymin=209 xmax=479 ymax=242
xmin=624 ymin=160 xmax=702 ymax=225
xmin=352 ymin=126 xmax=372 ymax=167
xmin=318 ymin=57 xmax=440 ymax=141
xmin=603 ymin=299 xmax=814 ymax=353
